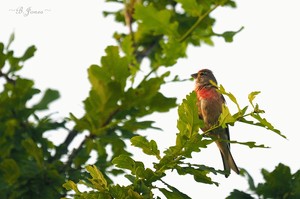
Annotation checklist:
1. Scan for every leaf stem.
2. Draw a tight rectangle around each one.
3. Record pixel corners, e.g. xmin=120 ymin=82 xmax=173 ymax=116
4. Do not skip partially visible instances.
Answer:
xmin=178 ymin=3 xmax=221 ymax=43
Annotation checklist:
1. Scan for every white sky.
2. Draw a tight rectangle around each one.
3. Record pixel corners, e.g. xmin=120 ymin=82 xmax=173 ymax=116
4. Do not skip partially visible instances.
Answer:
xmin=1 ymin=0 xmax=300 ymax=198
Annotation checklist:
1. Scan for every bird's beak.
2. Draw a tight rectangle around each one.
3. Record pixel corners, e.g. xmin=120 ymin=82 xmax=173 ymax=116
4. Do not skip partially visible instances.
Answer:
xmin=191 ymin=73 xmax=197 ymax=79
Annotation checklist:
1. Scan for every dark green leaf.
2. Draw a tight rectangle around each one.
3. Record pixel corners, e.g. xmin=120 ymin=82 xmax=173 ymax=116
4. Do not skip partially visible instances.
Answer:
xmin=131 ymin=136 xmax=161 ymax=159
xmin=32 ymin=89 xmax=60 ymax=110
xmin=0 ymin=42 xmax=5 ymax=69
xmin=0 ymin=159 xmax=20 ymax=185
xmin=226 ymin=189 xmax=254 ymax=199
xmin=122 ymin=120 xmax=161 ymax=132
xmin=228 ymin=140 xmax=269 ymax=149
xmin=20 ymin=45 xmax=37 ymax=61
xmin=240 ymin=168 xmax=257 ymax=192
xmin=21 ymin=138 xmax=44 ymax=168
xmin=257 ymin=163 xmax=293 ymax=198
xmin=159 ymin=180 xmax=191 ymax=199
xmin=176 ymin=166 xmax=217 ymax=185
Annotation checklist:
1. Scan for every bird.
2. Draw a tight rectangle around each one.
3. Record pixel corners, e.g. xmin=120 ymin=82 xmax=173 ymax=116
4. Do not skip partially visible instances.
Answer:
xmin=191 ymin=69 xmax=239 ymax=177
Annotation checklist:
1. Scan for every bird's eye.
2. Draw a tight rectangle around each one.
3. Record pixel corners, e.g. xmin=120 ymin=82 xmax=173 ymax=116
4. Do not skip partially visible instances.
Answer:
xmin=200 ymin=72 xmax=206 ymax=76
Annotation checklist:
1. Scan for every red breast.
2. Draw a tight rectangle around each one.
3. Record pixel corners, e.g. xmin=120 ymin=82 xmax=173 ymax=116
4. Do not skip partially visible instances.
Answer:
xmin=196 ymin=87 xmax=219 ymax=100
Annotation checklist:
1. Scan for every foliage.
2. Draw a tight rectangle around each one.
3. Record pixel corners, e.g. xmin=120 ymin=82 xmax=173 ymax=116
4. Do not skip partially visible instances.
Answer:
xmin=0 ymin=0 xmax=284 ymax=199
xmin=0 ymin=33 xmax=65 ymax=198
xmin=227 ymin=163 xmax=300 ymax=199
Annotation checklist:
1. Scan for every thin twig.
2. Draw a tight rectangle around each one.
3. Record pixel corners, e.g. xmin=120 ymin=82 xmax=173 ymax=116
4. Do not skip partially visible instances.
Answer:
xmin=178 ymin=3 xmax=221 ymax=43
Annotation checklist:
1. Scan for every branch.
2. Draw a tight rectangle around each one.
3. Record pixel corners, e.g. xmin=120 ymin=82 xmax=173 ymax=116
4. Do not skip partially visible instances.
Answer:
xmin=49 ymin=129 xmax=78 ymax=163
xmin=60 ymin=108 xmax=121 ymax=172
xmin=0 ymin=70 xmax=15 ymax=84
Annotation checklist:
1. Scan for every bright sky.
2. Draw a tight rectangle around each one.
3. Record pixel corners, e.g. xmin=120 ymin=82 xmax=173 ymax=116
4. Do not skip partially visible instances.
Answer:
xmin=1 ymin=0 xmax=300 ymax=198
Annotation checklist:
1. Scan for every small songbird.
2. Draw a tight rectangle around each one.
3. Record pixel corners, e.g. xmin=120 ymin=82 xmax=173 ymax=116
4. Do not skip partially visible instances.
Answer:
xmin=191 ymin=69 xmax=239 ymax=177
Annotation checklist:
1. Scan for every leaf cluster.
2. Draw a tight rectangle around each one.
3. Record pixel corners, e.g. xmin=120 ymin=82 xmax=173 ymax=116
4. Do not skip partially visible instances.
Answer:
xmin=0 ymin=35 xmax=65 ymax=198
xmin=227 ymin=163 xmax=300 ymax=199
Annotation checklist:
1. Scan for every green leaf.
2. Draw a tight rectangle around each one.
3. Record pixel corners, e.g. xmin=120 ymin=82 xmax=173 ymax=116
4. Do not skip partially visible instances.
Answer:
xmin=217 ymin=27 xmax=244 ymax=42
xmin=156 ymin=39 xmax=187 ymax=66
xmin=112 ymin=154 xmax=136 ymax=172
xmin=131 ymin=136 xmax=161 ymax=159
xmin=86 ymin=165 xmax=108 ymax=191
xmin=110 ymin=185 xmax=143 ymax=199
xmin=0 ymin=159 xmax=20 ymax=185
xmin=250 ymin=113 xmax=286 ymax=138
xmin=240 ymin=168 xmax=257 ymax=192
xmin=248 ymin=91 xmax=261 ymax=108
xmin=121 ymin=35 xmax=139 ymax=81
xmin=6 ymin=32 xmax=15 ymax=50
xmin=176 ymin=92 xmax=204 ymax=156
xmin=226 ymin=189 xmax=254 ymax=199
xmin=62 ymin=180 xmax=81 ymax=194
xmin=228 ymin=140 xmax=269 ymax=149
xmin=175 ymin=0 xmax=203 ymax=17
xmin=177 ymin=92 xmax=202 ymax=138
xmin=218 ymin=104 xmax=235 ymax=128
xmin=101 ymin=46 xmax=130 ymax=90
xmin=32 ymin=89 xmax=60 ymax=110
xmin=159 ymin=180 xmax=191 ymax=199
xmin=122 ymin=120 xmax=161 ymax=132
xmin=0 ymin=42 xmax=5 ymax=69
xmin=20 ymin=45 xmax=37 ymax=61
xmin=176 ymin=166 xmax=217 ymax=185
xmin=149 ymin=92 xmax=177 ymax=112
xmin=218 ymin=84 xmax=241 ymax=111
xmin=256 ymin=163 xmax=294 ymax=198
xmin=134 ymin=3 xmax=179 ymax=37
xmin=21 ymin=138 xmax=44 ymax=168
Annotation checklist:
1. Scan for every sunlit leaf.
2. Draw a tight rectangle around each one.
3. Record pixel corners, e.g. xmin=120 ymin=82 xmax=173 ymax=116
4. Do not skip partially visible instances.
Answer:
xmin=218 ymin=84 xmax=241 ymax=111
xmin=62 ymin=180 xmax=80 ymax=194
xmin=86 ymin=165 xmax=108 ymax=191
xmin=248 ymin=91 xmax=261 ymax=108
xmin=218 ymin=104 xmax=235 ymax=128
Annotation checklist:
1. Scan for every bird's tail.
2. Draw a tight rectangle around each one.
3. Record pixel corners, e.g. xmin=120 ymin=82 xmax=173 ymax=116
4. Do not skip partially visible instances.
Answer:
xmin=219 ymin=145 xmax=240 ymax=177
